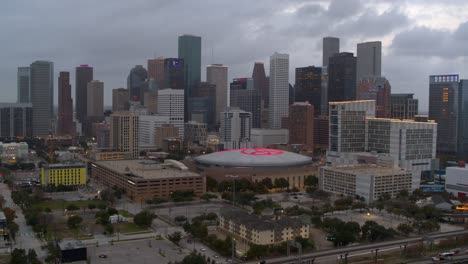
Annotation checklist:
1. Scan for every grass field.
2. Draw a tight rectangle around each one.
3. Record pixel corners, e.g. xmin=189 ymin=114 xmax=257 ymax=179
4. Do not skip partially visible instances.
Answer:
xmin=118 ymin=210 xmax=134 ymax=217
xmin=35 ymin=199 xmax=106 ymax=211
xmin=115 ymin=222 xmax=149 ymax=234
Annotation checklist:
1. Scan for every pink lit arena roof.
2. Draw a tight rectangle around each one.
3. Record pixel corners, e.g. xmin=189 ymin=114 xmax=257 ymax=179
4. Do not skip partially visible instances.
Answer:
xmin=194 ymin=148 xmax=311 ymax=168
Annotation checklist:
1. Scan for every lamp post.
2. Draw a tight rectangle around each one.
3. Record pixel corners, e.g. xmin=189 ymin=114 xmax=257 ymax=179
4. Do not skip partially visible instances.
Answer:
xmin=225 ymin=174 xmax=238 ymax=261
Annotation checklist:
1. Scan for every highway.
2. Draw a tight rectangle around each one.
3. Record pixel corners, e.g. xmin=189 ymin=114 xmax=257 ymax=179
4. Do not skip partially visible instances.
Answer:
xmin=247 ymin=229 xmax=468 ymax=264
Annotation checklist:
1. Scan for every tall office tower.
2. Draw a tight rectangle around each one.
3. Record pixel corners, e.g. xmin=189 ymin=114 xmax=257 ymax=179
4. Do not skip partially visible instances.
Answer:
xmin=269 ymin=52 xmax=290 ymax=129
xmin=429 ymin=75 xmax=460 ymax=155
xmin=17 ymin=67 xmax=30 ymax=103
xmin=289 ymin=102 xmax=314 ymax=150
xmin=191 ymin=82 xmax=216 ymax=130
xmin=111 ymin=111 xmax=139 ymax=159
xmin=390 ymin=94 xmax=419 ymax=120
xmin=164 ymin=58 xmax=184 ymax=90
xmin=356 ymin=41 xmax=382 ymax=84
xmin=329 ymin=100 xmax=376 ymax=152
xmin=138 ymin=115 xmax=170 ymax=149
xmin=322 ymin=37 xmax=340 ymax=67
xmin=207 ymin=64 xmax=228 ymax=122
xmin=328 ymin=52 xmax=357 ymax=102
xmin=94 ymin=122 xmax=111 ymax=149
xmin=30 ymin=61 xmax=53 ymax=137
xmin=143 ymin=91 xmax=158 ymax=114
xmin=127 ymin=65 xmax=148 ymax=102
xmin=230 ymin=78 xmax=261 ymax=128
xmin=178 ymin=34 xmax=202 ymax=121
xmin=220 ymin=108 xmax=252 ymax=150
xmin=459 ymin=80 xmax=468 ymax=159
xmin=75 ymin=65 xmax=93 ymax=123
xmin=157 ymin=89 xmax=185 ymax=138
xmin=314 ymin=115 xmax=329 ymax=151
xmin=295 ymin=66 xmax=322 ymax=115
xmin=147 ymin=57 xmax=165 ymax=89
xmin=0 ymin=103 xmax=33 ymax=138
xmin=321 ymin=67 xmax=329 ymax=115
xmin=357 ymin=76 xmax=391 ymax=118
xmin=57 ymin=72 xmax=74 ymax=136
xmin=87 ymin=80 xmax=104 ymax=117
xmin=184 ymin=121 xmax=207 ymax=146
xmin=252 ymin=62 xmax=269 ymax=108
xmin=112 ymin=88 xmax=129 ymax=112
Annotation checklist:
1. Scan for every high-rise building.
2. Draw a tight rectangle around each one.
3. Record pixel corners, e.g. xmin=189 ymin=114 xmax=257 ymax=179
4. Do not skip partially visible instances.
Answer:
xmin=269 ymin=52 xmax=290 ymax=129
xmin=147 ymin=57 xmax=165 ymax=89
xmin=314 ymin=115 xmax=329 ymax=151
xmin=458 ymin=80 xmax=468 ymax=159
xmin=0 ymin=103 xmax=32 ymax=138
xmin=164 ymin=58 xmax=185 ymax=90
xmin=138 ymin=115 xmax=170 ymax=149
xmin=75 ymin=65 xmax=93 ymax=123
xmin=143 ymin=91 xmax=158 ymax=114
xmin=178 ymin=34 xmax=202 ymax=121
xmin=157 ymin=89 xmax=185 ymax=138
xmin=155 ymin=124 xmax=180 ymax=149
xmin=294 ymin=66 xmax=322 ymax=115
xmin=322 ymin=37 xmax=340 ymax=67
xmin=230 ymin=78 xmax=261 ymax=128
xmin=94 ymin=122 xmax=111 ymax=150
xmin=288 ymin=102 xmax=314 ymax=150
xmin=191 ymin=82 xmax=216 ymax=130
xmin=328 ymin=52 xmax=357 ymax=102
xmin=252 ymin=62 xmax=269 ymax=108
xmin=356 ymin=41 xmax=382 ymax=84
xmin=429 ymin=74 xmax=460 ymax=155
xmin=111 ymin=111 xmax=140 ymax=159
xmin=329 ymin=100 xmax=376 ymax=152
xmin=87 ymin=80 xmax=104 ymax=117
xmin=207 ymin=64 xmax=228 ymax=122
xmin=184 ymin=121 xmax=207 ymax=146
xmin=112 ymin=88 xmax=129 ymax=112
xmin=390 ymin=94 xmax=418 ymax=120
xmin=321 ymin=67 xmax=329 ymax=115
xmin=357 ymin=76 xmax=391 ymax=118
xmin=57 ymin=72 xmax=74 ymax=136
xmin=220 ymin=108 xmax=252 ymax=149
xmin=17 ymin=67 xmax=30 ymax=103
xmin=30 ymin=61 xmax=53 ymax=137
xmin=127 ymin=65 xmax=148 ymax=102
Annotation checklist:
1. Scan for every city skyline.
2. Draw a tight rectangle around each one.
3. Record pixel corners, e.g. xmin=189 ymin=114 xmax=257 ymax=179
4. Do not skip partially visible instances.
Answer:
xmin=1 ymin=1 xmax=468 ymax=111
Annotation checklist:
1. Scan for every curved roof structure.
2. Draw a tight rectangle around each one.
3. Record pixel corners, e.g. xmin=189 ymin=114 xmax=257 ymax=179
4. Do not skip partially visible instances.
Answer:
xmin=194 ymin=148 xmax=312 ymax=168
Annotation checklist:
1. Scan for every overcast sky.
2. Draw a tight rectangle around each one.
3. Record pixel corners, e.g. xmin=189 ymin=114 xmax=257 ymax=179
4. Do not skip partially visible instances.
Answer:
xmin=2 ymin=0 xmax=468 ymax=111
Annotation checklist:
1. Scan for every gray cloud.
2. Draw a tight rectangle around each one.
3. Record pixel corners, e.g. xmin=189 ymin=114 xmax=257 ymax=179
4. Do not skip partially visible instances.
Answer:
xmin=0 ymin=0 xmax=467 ymax=112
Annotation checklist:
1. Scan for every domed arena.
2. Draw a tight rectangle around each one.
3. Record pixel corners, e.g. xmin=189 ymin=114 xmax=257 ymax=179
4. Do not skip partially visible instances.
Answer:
xmin=194 ymin=148 xmax=316 ymax=189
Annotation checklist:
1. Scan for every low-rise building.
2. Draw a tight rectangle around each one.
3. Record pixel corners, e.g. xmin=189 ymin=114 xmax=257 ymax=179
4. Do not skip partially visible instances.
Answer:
xmin=445 ymin=163 xmax=468 ymax=197
xmin=91 ymin=151 xmax=130 ymax=161
xmin=219 ymin=211 xmax=309 ymax=245
xmin=0 ymin=142 xmax=29 ymax=162
xmin=91 ymin=159 xmax=205 ymax=202
xmin=320 ymin=164 xmax=412 ymax=203
xmin=251 ymin=129 xmax=288 ymax=148
xmin=41 ymin=163 xmax=87 ymax=186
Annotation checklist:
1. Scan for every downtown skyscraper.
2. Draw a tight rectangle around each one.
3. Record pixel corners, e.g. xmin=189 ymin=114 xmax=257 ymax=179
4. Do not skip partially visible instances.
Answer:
xmin=57 ymin=71 xmax=75 ymax=136
xmin=207 ymin=64 xmax=228 ymax=122
xmin=17 ymin=67 xmax=30 ymax=103
xmin=30 ymin=61 xmax=54 ymax=137
xmin=328 ymin=52 xmax=357 ymax=102
xmin=75 ymin=65 xmax=93 ymax=123
xmin=295 ymin=66 xmax=322 ymax=115
xmin=127 ymin=65 xmax=148 ymax=102
xmin=322 ymin=37 xmax=340 ymax=67
xmin=269 ymin=52 xmax=289 ymax=129
xmin=178 ymin=34 xmax=201 ymax=121
xmin=252 ymin=62 xmax=269 ymax=108
xmin=356 ymin=41 xmax=382 ymax=84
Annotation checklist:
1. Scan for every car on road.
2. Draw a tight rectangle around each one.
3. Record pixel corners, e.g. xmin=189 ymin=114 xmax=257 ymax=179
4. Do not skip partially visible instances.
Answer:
xmin=98 ymin=254 xmax=107 ymax=258
xmin=200 ymin=248 xmax=206 ymax=252
xmin=214 ymin=255 xmax=219 ymax=258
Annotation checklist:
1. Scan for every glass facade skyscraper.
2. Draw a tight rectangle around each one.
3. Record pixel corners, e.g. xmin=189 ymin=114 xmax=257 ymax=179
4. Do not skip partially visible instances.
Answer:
xmin=178 ymin=34 xmax=201 ymax=121
xmin=459 ymin=80 xmax=468 ymax=159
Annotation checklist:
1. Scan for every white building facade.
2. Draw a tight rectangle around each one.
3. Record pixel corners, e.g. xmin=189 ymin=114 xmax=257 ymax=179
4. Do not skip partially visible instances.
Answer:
xmin=269 ymin=52 xmax=289 ymax=129
xmin=138 ymin=115 xmax=170 ymax=149
xmin=445 ymin=164 xmax=468 ymax=196
xmin=220 ymin=108 xmax=252 ymax=150
xmin=206 ymin=64 xmax=228 ymax=122
xmin=251 ymin=129 xmax=289 ymax=148
xmin=157 ymin=89 xmax=184 ymax=138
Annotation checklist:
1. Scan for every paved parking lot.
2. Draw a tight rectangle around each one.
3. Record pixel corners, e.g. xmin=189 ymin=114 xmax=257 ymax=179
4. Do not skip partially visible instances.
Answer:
xmin=86 ymin=238 xmax=188 ymax=264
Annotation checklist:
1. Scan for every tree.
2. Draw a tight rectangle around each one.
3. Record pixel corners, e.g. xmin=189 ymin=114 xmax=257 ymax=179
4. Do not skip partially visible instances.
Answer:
xmin=133 ymin=210 xmax=156 ymax=227
xmin=27 ymin=249 xmax=42 ymax=264
xmin=206 ymin=177 xmax=218 ymax=192
xmin=174 ymin=215 xmax=187 ymax=223
xmin=397 ymin=223 xmax=413 ymax=237
xmin=261 ymin=178 xmax=274 ymax=189
xmin=201 ymin=193 xmax=217 ymax=201
xmin=4 ymin=207 xmax=16 ymax=223
xmin=100 ymin=188 xmax=116 ymax=205
xmin=0 ymin=194 xmax=5 ymax=210
xmin=10 ymin=248 xmax=28 ymax=264
xmin=43 ymin=241 xmax=60 ymax=264
xmin=88 ymin=204 xmax=96 ymax=210
xmin=168 ymin=231 xmax=182 ymax=245
xmin=66 ymin=204 xmax=79 ymax=211
xmin=180 ymin=253 xmax=207 ymax=264
xmin=274 ymin=178 xmax=289 ymax=189
xmin=246 ymin=244 xmax=269 ymax=259
xmin=8 ymin=222 xmax=19 ymax=240
xmin=304 ymin=175 xmax=318 ymax=187
xmin=67 ymin=215 xmax=83 ymax=229
xmin=171 ymin=190 xmax=195 ymax=202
